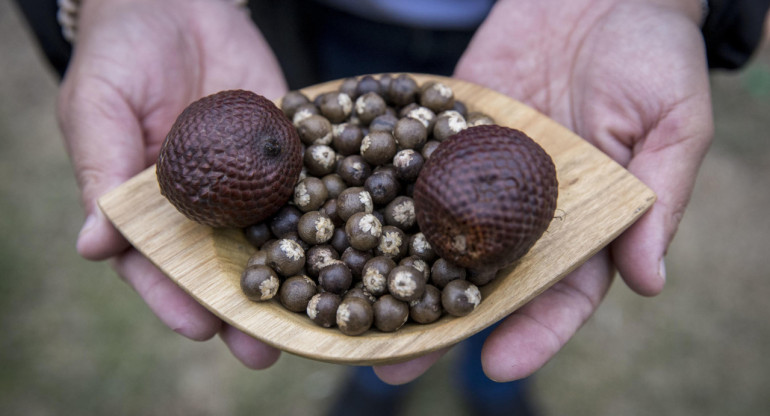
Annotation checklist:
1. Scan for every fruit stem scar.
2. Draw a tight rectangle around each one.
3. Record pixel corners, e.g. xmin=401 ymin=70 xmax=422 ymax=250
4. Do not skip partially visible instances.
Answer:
xmin=262 ymin=136 xmax=282 ymax=157
xmin=452 ymin=234 xmax=467 ymax=253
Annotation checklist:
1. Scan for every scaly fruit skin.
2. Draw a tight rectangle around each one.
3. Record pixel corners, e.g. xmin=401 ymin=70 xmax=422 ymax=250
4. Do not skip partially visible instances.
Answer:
xmin=413 ymin=125 xmax=558 ymax=270
xmin=157 ymin=90 xmax=302 ymax=228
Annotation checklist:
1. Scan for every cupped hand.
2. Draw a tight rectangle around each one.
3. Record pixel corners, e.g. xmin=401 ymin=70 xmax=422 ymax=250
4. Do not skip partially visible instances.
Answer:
xmin=375 ymin=0 xmax=714 ymax=383
xmin=57 ymin=0 xmax=286 ymax=368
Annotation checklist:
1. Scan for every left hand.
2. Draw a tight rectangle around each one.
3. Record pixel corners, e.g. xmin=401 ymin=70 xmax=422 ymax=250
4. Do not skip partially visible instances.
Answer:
xmin=372 ymin=0 xmax=713 ymax=384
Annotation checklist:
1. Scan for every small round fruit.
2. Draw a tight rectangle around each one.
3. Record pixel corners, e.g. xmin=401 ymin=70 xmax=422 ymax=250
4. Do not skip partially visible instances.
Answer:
xmin=344 ymin=286 xmax=376 ymax=304
xmin=321 ymin=173 xmax=347 ymax=199
xmin=419 ymin=81 xmax=455 ymax=113
xmin=413 ymin=125 xmax=558 ymax=270
xmin=373 ymin=295 xmax=409 ymax=332
xmin=329 ymin=227 xmax=350 ymax=253
xmin=362 ymin=256 xmax=396 ymax=297
xmin=388 ymin=74 xmax=419 ymax=106
xmin=244 ymin=222 xmax=272 ymax=248
xmin=441 ymin=279 xmax=481 ymax=317
xmin=345 ymin=212 xmax=382 ymax=251
xmin=318 ymin=262 xmax=353 ymax=294
xmin=430 ymin=258 xmax=466 ymax=289
xmin=374 ymin=225 xmax=407 ymax=260
xmin=266 ymin=238 xmax=306 ymax=277
xmin=304 ymin=144 xmax=337 ymax=177
xmin=296 ymin=114 xmax=332 ymax=145
xmin=467 ymin=268 xmax=498 ymax=286
xmin=292 ymin=103 xmax=319 ymax=125
xmin=319 ymin=199 xmax=342 ymax=228
xmin=245 ymin=249 xmax=268 ymax=267
xmin=283 ymin=231 xmax=310 ymax=252
xmin=365 ymin=170 xmax=400 ymax=206
xmin=337 ymin=155 xmax=372 ymax=187
xmin=305 ymin=244 xmax=339 ymax=278
xmin=336 ymin=297 xmax=374 ymax=336
xmin=466 ymin=112 xmax=495 ymax=127
xmin=339 ymin=77 xmax=360 ymax=98
xmin=317 ymin=91 xmax=353 ymax=123
xmin=360 ymin=131 xmax=397 ymax=166
xmin=293 ymin=177 xmax=328 ymax=213
xmin=341 ymin=247 xmax=373 ymax=280
xmin=368 ymin=114 xmax=399 ymax=133
xmin=280 ymin=90 xmax=310 ymax=119
xmin=387 ymin=265 xmax=426 ymax=302
xmin=241 ymin=265 xmax=280 ymax=301
xmin=332 ymin=123 xmax=364 ymax=156
xmin=279 ymin=275 xmax=317 ymax=312
xmin=355 ymin=75 xmax=383 ymax=97
xmin=336 ymin=187 xmax=373 ymax=222
xmin=297 ymin=211 xmax=335 ymax=245
xmin=432 ymin=110 xmax=467 ymax=141
xmin=269 ymin=205 xmax=303 ymax=238
xmin=383 ymin=196 xmax=416 ymax=230
xmin=392 ymin=149 xmax=424 ymax=183
xmin=408 ymin=232 xmax=436 ymax=262
xmin=355 ymin=92 xmax=387 ymax=125
xmin=307 ymin=292 xmax=341 ymax=328
xmin=157 ymin=90 xmax=302 ymax=228
xmin=452 ymin=100 xmax=468 ymax=118
xmin=409 ymin=284 xmax=443 ymax=324
xmin=404 ymin=106 xmax=436 ymax=131
xmin=394 ymin=116 xmax=427 ymax=149
xmin=399 ymin=256 xmax=430 ymax=282
xmin=420 ymin=140 xmax=441 ymax=160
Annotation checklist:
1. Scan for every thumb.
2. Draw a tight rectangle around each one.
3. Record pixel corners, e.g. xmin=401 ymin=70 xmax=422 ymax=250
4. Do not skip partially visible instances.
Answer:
xmin=612 ymin=101 xmax=713 ymax=296
xmin=58 ymin=78 xmax=148 ymax=260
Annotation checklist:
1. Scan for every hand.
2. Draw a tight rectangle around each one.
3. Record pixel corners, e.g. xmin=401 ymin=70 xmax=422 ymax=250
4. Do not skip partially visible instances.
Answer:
xmin=57 ymin=0 xmax=287 ymax=369
xmin=373 ymin=0 xmax=713 ymax=383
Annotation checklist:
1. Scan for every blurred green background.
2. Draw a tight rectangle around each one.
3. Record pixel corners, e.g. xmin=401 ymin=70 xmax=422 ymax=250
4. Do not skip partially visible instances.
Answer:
xmin=2 ymin=1 xmax=769 ymax=414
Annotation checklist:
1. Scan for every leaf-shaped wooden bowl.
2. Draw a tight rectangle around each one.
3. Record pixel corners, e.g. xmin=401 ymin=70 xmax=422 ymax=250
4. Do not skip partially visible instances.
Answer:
xmin=98 ymin=74 xmax=655 ymax=366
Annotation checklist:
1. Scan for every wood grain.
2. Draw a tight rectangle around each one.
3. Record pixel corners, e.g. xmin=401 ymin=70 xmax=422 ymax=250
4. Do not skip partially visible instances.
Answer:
xmin=98 ymin=74 xmax=656 ymax=365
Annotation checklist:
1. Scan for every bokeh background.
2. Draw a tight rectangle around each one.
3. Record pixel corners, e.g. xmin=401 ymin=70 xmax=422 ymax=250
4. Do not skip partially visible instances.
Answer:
xmin=2 ymin=1 xmax=769 ymax=414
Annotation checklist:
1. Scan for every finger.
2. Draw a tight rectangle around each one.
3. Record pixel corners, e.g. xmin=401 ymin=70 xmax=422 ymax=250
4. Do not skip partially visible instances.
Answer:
xmin=110 ymin=249 xmax=221 ymax=341
xmin=481 ymin=250 xmax=614 ymax=382
xmin=219 ymin=324 xmax=281 ymax=370
xmin=613 ymin=100 xmax=713 ymax=296
xmin=58 ymin=77 xmax=147 ymax=260
xmin=372 ymin=348 xmax=450 ymax=385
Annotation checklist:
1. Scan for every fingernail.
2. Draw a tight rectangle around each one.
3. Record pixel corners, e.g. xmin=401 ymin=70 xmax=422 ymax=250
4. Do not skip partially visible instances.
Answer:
xmin=658 ymin=258 xmax=667 ymax=281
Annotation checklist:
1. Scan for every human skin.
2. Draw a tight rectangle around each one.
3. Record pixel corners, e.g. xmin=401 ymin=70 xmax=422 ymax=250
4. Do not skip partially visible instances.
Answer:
xmin=373 ymin=0 xmax=713 ymax=383
xmin=58 ymin=0 xmax=287 ymax=368
xmin=58 ymin=0 xmax=713 ymax=384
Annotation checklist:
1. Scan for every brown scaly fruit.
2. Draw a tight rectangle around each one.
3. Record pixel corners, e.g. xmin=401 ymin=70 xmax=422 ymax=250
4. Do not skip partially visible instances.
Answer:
xmin=157 ymin=90 xmax=302 ymax=228
xmin=413 ymin=125 xmax=558 ymax=270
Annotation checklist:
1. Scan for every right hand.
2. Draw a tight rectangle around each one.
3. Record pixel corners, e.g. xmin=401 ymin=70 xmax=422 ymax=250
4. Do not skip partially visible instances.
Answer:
xmin=373 ymin=0 xmax=713 ymax=384
xmin=57 ymin=0 xmax=288 ymax=368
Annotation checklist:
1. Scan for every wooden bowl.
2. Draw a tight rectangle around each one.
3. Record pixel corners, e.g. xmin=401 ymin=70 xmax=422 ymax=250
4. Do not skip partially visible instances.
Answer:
xmin=98 ymin=74 xmax=655 ymax=365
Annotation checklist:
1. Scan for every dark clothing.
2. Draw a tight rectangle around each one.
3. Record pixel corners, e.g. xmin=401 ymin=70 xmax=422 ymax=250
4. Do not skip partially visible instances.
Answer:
xmin=702 ymin=0 xmax=770 ymax=69
xmin=10 ymin=0 xmax=770 ymax=78
xmin=12 ymin=0 xmax=72 ymax=77
xmin=246 ymin=0 xmax=476 ymax=88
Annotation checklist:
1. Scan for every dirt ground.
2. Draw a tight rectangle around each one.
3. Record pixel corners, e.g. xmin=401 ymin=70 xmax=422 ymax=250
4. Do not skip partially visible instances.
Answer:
xmin=1 ymin=1 xmax=769 ymax=415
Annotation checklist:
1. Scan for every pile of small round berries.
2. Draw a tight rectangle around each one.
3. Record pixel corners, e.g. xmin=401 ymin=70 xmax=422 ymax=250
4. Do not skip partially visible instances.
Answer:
xmin=240 ymin=74 xmax=498 ymax=336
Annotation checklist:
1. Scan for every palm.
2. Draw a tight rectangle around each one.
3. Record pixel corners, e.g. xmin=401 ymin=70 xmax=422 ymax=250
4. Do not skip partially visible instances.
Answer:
xmin=68 ymin=1 xmax=286 ymax=166
xmin=58 ymin=0 xmax=286 ymax=366
xmin=375 ymin=0 xmax=713 ymax=383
